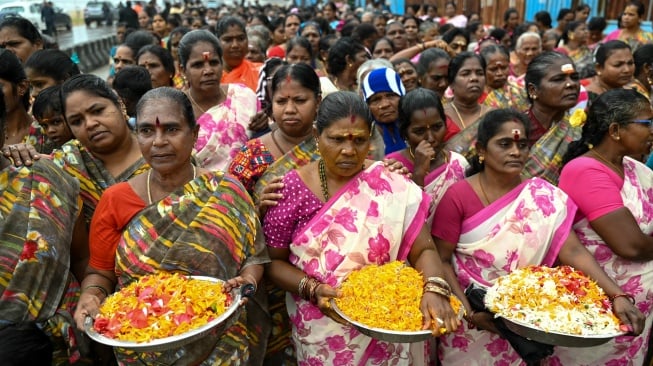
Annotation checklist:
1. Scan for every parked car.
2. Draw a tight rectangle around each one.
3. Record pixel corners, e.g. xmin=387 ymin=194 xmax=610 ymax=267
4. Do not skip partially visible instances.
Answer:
xmin=0 ymin=1 xmax=72 ymax=31
xmin=84 ymin=1 xmax=118 ymax=27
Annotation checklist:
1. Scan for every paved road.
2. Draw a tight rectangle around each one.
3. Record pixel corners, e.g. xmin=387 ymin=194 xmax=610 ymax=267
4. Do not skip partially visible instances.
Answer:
xmin=55 ymin=24 xmax=117 ymax=49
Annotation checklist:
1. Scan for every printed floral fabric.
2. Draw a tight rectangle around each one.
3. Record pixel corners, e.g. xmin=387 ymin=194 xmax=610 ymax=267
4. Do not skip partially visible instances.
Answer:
xmin=286 ymin=161 xmax=430 ymax=365
xmin=551 ymin=157 xmax=653 ymax=365
xmin=482 ymin=81 xmax=529 ymax=112
xmin=228 ymin=138 xmax=275 ymax=194
xmin=0 ymin=159 xmax=91 ymax=365
xmin=194 ymin=83 xmax=258 ymax=171
xmin=603 ymin=29 xmax=653 ymax=52
xmin=439 ymin=178 xmax=577 ymax=365
xmin=385 ymin=151 xmax=468 ymax=226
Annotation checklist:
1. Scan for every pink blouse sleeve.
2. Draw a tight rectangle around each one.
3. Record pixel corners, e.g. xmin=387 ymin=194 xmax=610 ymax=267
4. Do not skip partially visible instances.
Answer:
xmin=559 ymin=157 xmax=624 ymax=222
xmin=431 ymin=180 xmax=484 ymax=243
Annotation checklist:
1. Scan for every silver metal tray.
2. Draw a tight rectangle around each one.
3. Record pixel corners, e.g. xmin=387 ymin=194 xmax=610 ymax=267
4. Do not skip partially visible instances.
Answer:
xmin=501 ymin=316 xmax=626 ymax=348
xmin=331 ymin=296 xmax=464 ymax=343
xmin=84 ymin=276 xmax=241 ymax=352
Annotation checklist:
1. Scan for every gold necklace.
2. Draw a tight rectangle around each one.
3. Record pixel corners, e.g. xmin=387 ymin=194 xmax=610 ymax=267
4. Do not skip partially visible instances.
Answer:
xmin=271 ymin=129 xmax=288 ymax=155
xmin=450 ymin=102 xmax=482 ymax=129
xmin=478 ymin=172 xmax=492 ymax=205
xmin=590 ymin=149 xmax=623 ymax=176
xmin=147 ymin=164 xmax=197 ymax=204
xmin=318 ymin=159 xmax=330 ymax=201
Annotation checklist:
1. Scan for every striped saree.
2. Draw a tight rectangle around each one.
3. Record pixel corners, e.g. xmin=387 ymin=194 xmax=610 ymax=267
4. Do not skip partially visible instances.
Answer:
xmin=113 ymin=171 xmax=270 ymax=365
xmin=0 ymin=159 xmax=90 ymax=365
xmin=51 ymin=140 xmax=148 ymax=224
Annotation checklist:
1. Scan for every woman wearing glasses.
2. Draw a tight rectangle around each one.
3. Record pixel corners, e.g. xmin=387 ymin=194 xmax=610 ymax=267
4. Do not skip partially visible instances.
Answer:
xmin=554 ymin=88 xmax=653 ymax=364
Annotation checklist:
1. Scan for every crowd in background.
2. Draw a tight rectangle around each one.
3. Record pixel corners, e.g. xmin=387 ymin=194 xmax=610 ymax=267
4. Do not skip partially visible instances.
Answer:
xmin=1 ymin=0 xmax=653 ymax=365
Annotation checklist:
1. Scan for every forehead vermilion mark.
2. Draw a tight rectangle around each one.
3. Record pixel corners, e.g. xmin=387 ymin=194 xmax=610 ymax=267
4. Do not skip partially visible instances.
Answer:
xmin=202 ymin=51 xmax=210 ymax=61
xmin=437 ymin=64 xmax=448 ymax=71
xmin=512 ymin=128 xmax=520 ymax=141
xmin=422 ymin=109 xmax=428 ymax=117
xmin=155 ymin=117 xmax=161 ymax=127
xmin=350 ymin=115 xmax=356 ymax=124
xmin=561 ymin=63 xmax=574 ymax=74
xmin=285 ymin=74 xmax=292 ymax=83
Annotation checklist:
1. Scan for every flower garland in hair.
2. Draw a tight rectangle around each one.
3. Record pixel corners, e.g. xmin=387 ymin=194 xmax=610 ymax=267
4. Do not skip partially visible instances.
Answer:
xmin=569 ymin=108 xmax=587 ymax=127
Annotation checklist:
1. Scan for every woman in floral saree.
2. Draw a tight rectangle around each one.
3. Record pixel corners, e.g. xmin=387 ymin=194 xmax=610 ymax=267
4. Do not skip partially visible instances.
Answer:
xmin=386 ymin=87 xmax=468 ymax=225
xmin=555 ymin=89 xmax=653 ymax=365
xmin=0 ymin=90 xmax=91 ymax=365
xmin=74 ymin=88 xmax=270 ymax=365
xmin=432 ymin=108 xmax=644 ymax=365
xmin=264 ymin=91 xmax=460 ymax=365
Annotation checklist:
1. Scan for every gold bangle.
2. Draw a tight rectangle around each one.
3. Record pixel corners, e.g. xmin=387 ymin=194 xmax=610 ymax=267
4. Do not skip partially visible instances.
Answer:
xmin=424 ymin=283 xmax=451 ymax=298
xmin=425 ymin=276 xmax=451 ymax=292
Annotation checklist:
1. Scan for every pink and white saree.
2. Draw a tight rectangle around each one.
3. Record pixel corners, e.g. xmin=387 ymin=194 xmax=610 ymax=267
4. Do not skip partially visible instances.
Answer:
xmin=385 ymin=151 xmax=468 ymax=225
xmin=439 ymin=178 xmax=577 ymax=365
xmin=550 ymin=157 xmax=653 ymax=365
xmin=287 ymin=161 xmax=431 ymax=365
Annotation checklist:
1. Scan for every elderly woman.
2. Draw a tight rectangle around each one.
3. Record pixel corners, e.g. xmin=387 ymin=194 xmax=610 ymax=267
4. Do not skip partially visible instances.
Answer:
xmin=433 ymin=108 xmax=644 ymax=365
xmin=362 ymin=67 xmax=406 ymax=155
xmin=554 ymin=21 xmax=594 ymax=79
xmin=73 ymin=87 xmax=270 ymax=365
xmin=136 ymin=45 xmax=176 ymax=88
xmin=584 ymin=41 xmax=635 ymax=103
xmin=556 ymin=89 xmax=652 ymax=364
xmin=443 ymin=52 xmax=493 ymax=140
xmin=0 ymin=50 xmax=48 ymax=153
xmin=480 ymin=45 xmax=528 ymax=111
xmin=510 ymin=31 xmax=542 ymax=84
xmin=0 ymin=89 xmax=91 ymax=365
xmin=178 ymin=29 xmax=258 ymax=170
xmin=0 ymin=17 xmax=43 ymax=63
xmin=603 ymin=0 xmax=653 ymax=51
xmin=386 ymin=88 xmax=469 ymax=223
xmin=264 ymin=91 xmax=459 ymax=365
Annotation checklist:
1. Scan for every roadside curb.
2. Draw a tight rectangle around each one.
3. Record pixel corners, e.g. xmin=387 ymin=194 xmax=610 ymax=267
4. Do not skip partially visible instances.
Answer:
xmin=61 ymin=35 xmax=116 ymax=73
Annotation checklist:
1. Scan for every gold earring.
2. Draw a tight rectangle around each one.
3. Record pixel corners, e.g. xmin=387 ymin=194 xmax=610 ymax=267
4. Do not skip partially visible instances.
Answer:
xmin=479 ymin=155 xmax=485 ymax=163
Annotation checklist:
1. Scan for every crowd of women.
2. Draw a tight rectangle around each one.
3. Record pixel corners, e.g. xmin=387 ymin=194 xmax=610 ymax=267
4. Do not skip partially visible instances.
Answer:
xmin=1 ymin=0 xmax=653 ymax=365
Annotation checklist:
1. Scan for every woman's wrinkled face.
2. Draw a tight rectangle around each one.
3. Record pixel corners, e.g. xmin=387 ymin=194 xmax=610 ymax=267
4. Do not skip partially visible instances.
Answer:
xmin=386 ymin=23 xmax=407 ymax=51
xmin=484 ymin=52 xmax=509 ymax=90
xmin=479 ymin=120 xmax=529 ymax=175
xmin=182 ymin=41 xmax=222 ymax=93
xmin=528 ymin=59 xmax=580 ymax=111
xmin=570 ymin=23 xmax=589 ymax=45
xmin=395 ymin=61 xmax=419 ymax=92
xmin=138 ymin=51 xmax=171 ymax=88
xmin=64 ymin=90 xmax=129 ymax=155
xmin=597 ymin=48 xmax=635 ymax=89
xmin=451 ymin=57 xmax=485 ymax=100
xmin=271 ymin=78 xmax=319 ymax=138
xmin=367 ymin=91 xmax=400 ymax=123
xmin=114 ymin=45 xmax=135 ymax=74
xmin=406 ymin=107 xmax=446 ymax=153
xmin=25 ymin=67 xmax=57 ymax=99
xmin=516 ymin=37 xmax=541 ymax=66
xmin=317 ymin=115 xmax=371 ymax=179
xmin=372 ymin=39 xmax=393 ymax=59
xmin=0 ymin=26 xmax=42 ymax=63
xmin=246 ymin=42 xmax=265 ymax=63
xmin=136 ymin=99 xmax=198 ymax=174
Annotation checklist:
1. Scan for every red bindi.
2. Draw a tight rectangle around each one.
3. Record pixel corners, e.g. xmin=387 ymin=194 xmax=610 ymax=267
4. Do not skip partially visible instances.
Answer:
xmin=285 ymin=74 xmax=292 ymax=83
xmin=512 ymin=128 xmax=520 ymax=141
xmin=155 ymin=117 xmax=161 ymax=127
xmin=350 ymin=115 xmax=356 ymax=124
xmin=202 ymin=52 xmax=210 ymax=61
